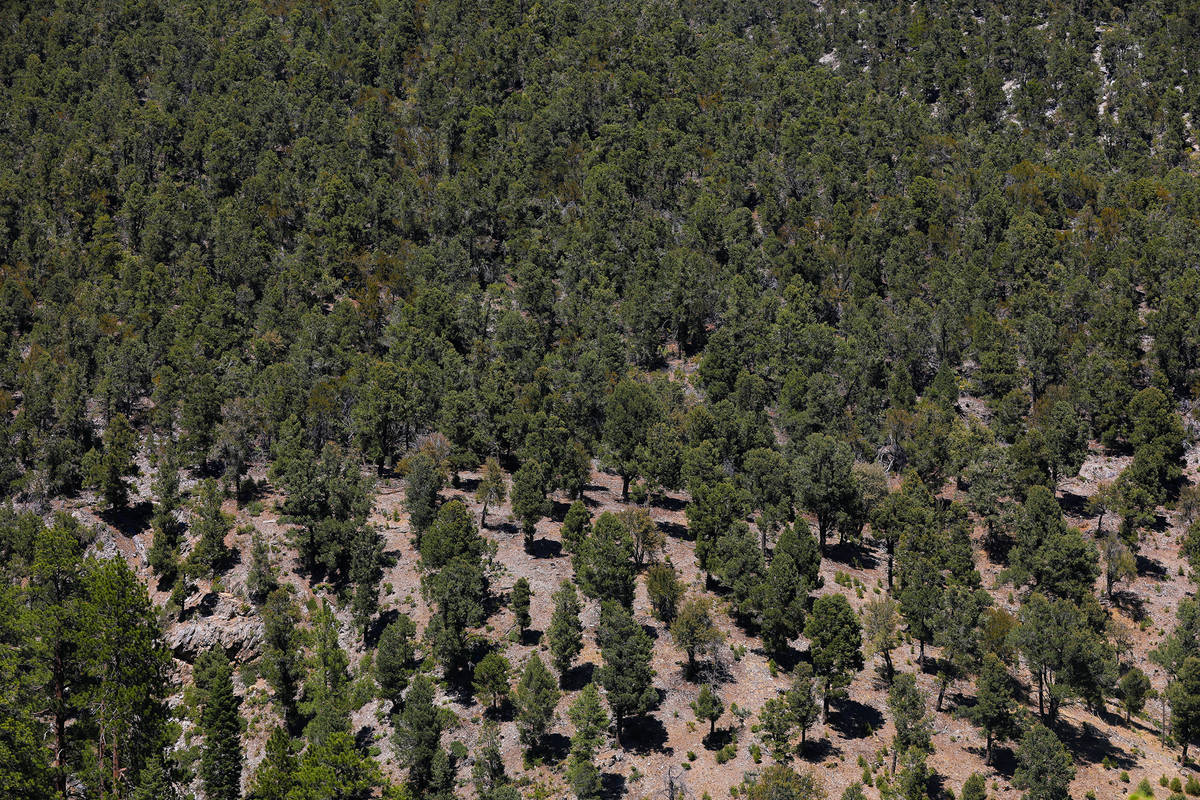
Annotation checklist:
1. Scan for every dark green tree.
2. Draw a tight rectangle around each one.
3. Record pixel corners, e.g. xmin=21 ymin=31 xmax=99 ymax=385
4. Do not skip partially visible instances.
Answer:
xmin=1013 ymin=723 xmax=1074 ymax=800
xmin=793 ymin=433 xmax=856 ymax=553
xmin=199 ymin=648 xmax=243 ymax=800
xmin=596 ymin=601 xmax=657 ymax=742
xmin=514 ymin=653 xmax=560 ymax=751
xmin=547 ymin=580 xmax=584 ymax=681
xmin=510 ymin=577 xmax=532 ymax=635
xmin=804 ymin=593 xmax=863 ymax=720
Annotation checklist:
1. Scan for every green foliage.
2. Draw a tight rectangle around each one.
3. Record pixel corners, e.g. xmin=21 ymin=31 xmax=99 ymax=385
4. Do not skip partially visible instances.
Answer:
xmin=394 ymin=674 xmax=444 ymax=794
xmin=511 ymin=459 xmax=550 ymax=550
xmin=199 ymin=648 xmax=242 ymax=800
xmin=804 ymin=593 xmax=863 ymax=717
xmin=547 ymin=580 xmax=584 ymax=680
xmin=510 ymin=577 xmax=532 ymax=634
xmin=575 ymin=511 xmax=636 ymax=608
xmin=671 ymin=595 xmax=725 ymax=677
xmin=646 ymin=561 xmax=685 ymax=623
xmin=376 ymin=614 xmax=418 ymax=705
xmin=1168 ymin=657 xmax=1200 ymax=761
xmin=1014 ymin=723 xmax=1075 ymax=800
xmin=84 ymin=413 xmax=139 ymax=509
xmin=596 ymin=601 xmax=657 ymax=740
xmin=691 ymin=685 xmax=724 ymax=736
xmin=560 ymin=501 xmax=591 ymax=554
xmin=972 ymin=654 xmax=1019 ymax=765
xmin=514 ymin=653 xmax=560 ymax=751
xmin=247 ymin=726 xmax=297 ymax=800
xmin=473 ymin=652 xmax=512 ymax=712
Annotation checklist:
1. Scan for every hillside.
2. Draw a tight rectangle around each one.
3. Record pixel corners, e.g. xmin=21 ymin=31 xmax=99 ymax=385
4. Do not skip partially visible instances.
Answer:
xmin=2 ymin=2 xmax=1200 ymax=800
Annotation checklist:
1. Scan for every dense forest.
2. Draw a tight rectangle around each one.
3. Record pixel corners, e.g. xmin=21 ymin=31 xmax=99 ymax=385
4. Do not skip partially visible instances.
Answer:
xmin=2 ymin=0 xmax=1200 ymax=798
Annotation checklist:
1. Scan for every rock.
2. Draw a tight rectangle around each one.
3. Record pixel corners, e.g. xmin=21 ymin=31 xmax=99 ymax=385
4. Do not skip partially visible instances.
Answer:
xmin=166 ymin=601 xmax=264 ymax=663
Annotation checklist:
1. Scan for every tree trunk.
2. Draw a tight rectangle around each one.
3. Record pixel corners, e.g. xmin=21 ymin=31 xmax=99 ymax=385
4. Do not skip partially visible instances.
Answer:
xmin=480 ymin=501 xmax=489 ymax=530
xmin=621 ymin=474 xmax=630 ymax=499
xmin=886 ymin=545 xmax=895 ymax=588
xmin=884 ymin=649 xmax=894 ymax=683
xmin=985 ymin=731 xmax=993 ymax=765
xmin=1036 ymin=671 xmax=1045 ymax=717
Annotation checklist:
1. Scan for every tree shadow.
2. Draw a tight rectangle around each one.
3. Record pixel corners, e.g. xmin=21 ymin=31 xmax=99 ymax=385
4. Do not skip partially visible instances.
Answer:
xmin=528 ymin=538 xmax=562 ymax=559
xmin=1052 ymin=717 xmax=1135 ymax=769
xmin=702 ymin=726 xmax=735 ymax=751
xmin=550 ymin=500 xmax=573 ymax=522
xmin=562 ymin=662 xmax=596 ymax=691
xmin=659 ymin=520 xmax=690 ymax=540
xmin=799 ymin=737 xmax=840 ymax=762
xmin=1135 ymin=554 xmax=1168 ymax=580
xmin=826 ymin=698 xmax=885 ymax=740
xmin=1110 ymin=590 xmax=1148 ymax=621
xmin=651 ymin=494 xmax=688 ymax=513
xmin=823 ymin=540 xmax=877 ymax=569
xmin=600 ymin=771 xmax=627 ymax=800
xmin=693 ymin=656 xmax=735 ymax=688
xmin=1058 ymin=490 xmax=1089 ymax=517
xmin=519 ymin=628 xmax=543 ymax=646
xmin=767 ymin=644 xmax=804 ymax=674
xmin=99 ymin=501 xmax=154 ymax=536
xmin=354 ymin=725 xmax=375 ymax=750
xmin=535 ymin=732 xmax=570 ymax=764
xmin=458 ymin=477 xmax=481 ymax=493
xmin=620 ymin=714 xmax=670 ymax=754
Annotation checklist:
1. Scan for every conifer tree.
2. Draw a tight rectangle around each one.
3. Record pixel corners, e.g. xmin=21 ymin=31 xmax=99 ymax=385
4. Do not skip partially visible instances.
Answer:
xmin=514 ymin=653 xmax=560 ymax=751
xmin=547 ymin=580 xmax=584 ymax=681
xmin=199 ymin=648 xmax=242 ymax=800
xmin=596 ymin=601 xmax=657 ymax=742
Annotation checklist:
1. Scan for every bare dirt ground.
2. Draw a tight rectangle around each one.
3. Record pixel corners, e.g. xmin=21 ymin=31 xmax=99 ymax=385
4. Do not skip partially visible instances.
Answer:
xmin=64 ymin=432 xmax=1200 ymax=800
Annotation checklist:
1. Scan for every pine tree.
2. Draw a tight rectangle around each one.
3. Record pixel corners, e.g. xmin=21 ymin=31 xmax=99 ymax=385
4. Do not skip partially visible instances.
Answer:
xmin=804 ymin=593 xmax=863 ymax=720
xmin=646 ymin=561 xmax=684 ymax=623
xmin=188 ymin=478 xmax=231 ymax=579
xmin=862 ymin=595 xmax=900 ymax=683
xmin=1169 ymin=656 xmax=1200 ymax=762
xmin=395 ymin=674 xmax=444 ymax=794
xmin=514 ymin=653 xmax=560 ymax=751
xmin=288 ymin=731 xmax=381 ymax=800
xmin=1013 ymin=723 xmax=1074 ymax=800
xmin=475 ymin=458 xmax=507 ymax=529
xmin=301 ymin=603 xmax=351 ymax=747
xmin=148 ymin=448 xmax=182 ymax=583
xmin=972 ymin=654 xmax=1018 ymax=765
xmin=247 ymin=726 xmax=296 ymax=800
xmin=199 ymin=648 xmax=243 ymax=800
xmin=596 ymin=601 xmax=657 ymax=741
xmin=670 ymin=595 xmax=724 ymax=678
xmin=560 ymin=500 xmax=591 ymax=554
xmin=376 ymin=614 xmax=418 ymax=705
xmin=759 ymin=697 xmax=796 ymax=763
xmin=547 ymin=580 xmax=584 ymax=681
xmin=691 ymin=684 xmax=724 ymax=736
xmin=405 ymin=452 xmax=443 ymax=544
xmin=473 ymin=652 xmax=512 ymax=712
xmin=511 ymin=577 xmax=532 ymax=635
xmin=85 ymin=413 xmax=139 ymax=509
xmin=887 ymin=672 xmax=932 ymax=772
xmin=472 ymin=720 xmax=508 ymax=799
xmin=246 ymin=531 xmax=278 ymax=603
xmin=511 ymin=459 xmax=549 ymax=551
xmin=261 ymin=588 xmax=301 ymax=721
xmin=567 ymin=683 xmax=609 ymax=800
xmin=575 ymin=512 xmax=636 ymax=607
xmin=788 ymin=663 xmax=820 ymax=747
xmin=1118 ymin=666 xmax=1151 ymax=724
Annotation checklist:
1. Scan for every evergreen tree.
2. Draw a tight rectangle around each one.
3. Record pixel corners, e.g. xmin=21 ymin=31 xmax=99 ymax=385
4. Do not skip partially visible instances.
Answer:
xmin=473 ymin=652 xmax=512 ymax=713
xmin=247 ymin=531 xmax=279 ymax=603
xmin=603 ymin=377 xmax=657 ymax=499
xmin=862 ymin=595 xmax=901 ymax=683
xmin=510 ymin=577 xmax=532 ymax=635
xmin=472 ymin=720 xmax=508 ymax=799
xmin=187 ymin=478 xmax=232 ymax=579
xmin=475 ymin=458 xmax=507 ymax=529
xmin=887 ymin=673 xmax=932 ymax=772
xmin=646 ymin=561 xmax=684 ymax=623
xmin=560 ymin=500 xmax=591 ymax=554
xmin=199 ymin=648 xmax=243 ymax=800
xmin=793 ymin=433 xmax=856 ymax=553
xmin=247 ymin=727 xmax=297 ymax=800
xmin=1168 ymin=656 xmax=1200 ymax=762
xmin=288 ymin=731 xmax=381 ymax=800
xmin=961 ymin=773 xmax=987 ymax=800
xmin=261 ymin=588 xmax=301 ymax=721
xmin=972 ymin=654 xmax=1019 ymax=765
xmin=788 ymin=664 xmax=820 ymax=748
xmin=691 ymin=684 xmax=724 ymax=736
xmin=147 ymin=448 xmax=183 ymax=583
xmin=1118 ymin=666 xmax=1150 ymax=724
xmin=376 ymin=614 xmax=418 ymax=705
xmin=511 ymin=459 xmax=550 ymax=550
xmin=301 ymin=603 xmax=351 ymax=747
xmin=759 ymin=520 xmax=822 ymax=658
xmin=575 ymin=512 xmax=636 ymax=608
xmin=804 ymin=593 xmax=863 ymax=720
xmin=547 ymin=580 xmax=584 ymax=681
xmin=596 ymin=601 xmax=657 ymax=741
xmin=514 ymin=653 xmax=560 ymax=752
xmin=567 ymin=683 xmax=609 ymax=800
xmin=395 ymin=674 xmax=444 ymax=794
xmin=1013 ymin=723 xmax=1074 ymax=800
xmin=670 ymin=595 xmax=725 ymax=678
xmin=759 ymin=696 xmax=797 ymax=763
xmin=85 ymin=413 xmax=139 ymax=509
xmin=405 ymin=452 xmax=444 ymax=544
